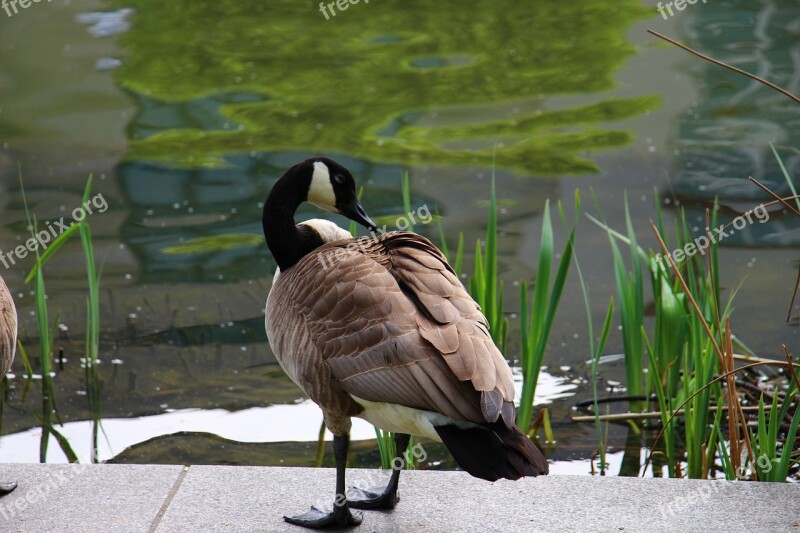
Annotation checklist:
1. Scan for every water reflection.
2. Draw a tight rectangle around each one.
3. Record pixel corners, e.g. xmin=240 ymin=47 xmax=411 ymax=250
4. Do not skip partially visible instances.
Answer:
xmin=117 ymin=152 xmax=420 ymax=283
xmin=0 ymin=368 xmax=577 ymax=465
xmin=3 ymin=0 xmax=793 ymax=470
xmin=114 ymin=0 xmax=656 ymax=174
xmin=669 ymin=0 xmax=800 ymax=245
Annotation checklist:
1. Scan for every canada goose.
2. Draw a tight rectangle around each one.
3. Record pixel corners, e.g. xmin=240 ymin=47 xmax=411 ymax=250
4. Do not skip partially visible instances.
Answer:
xmin=264 ymin=158 xmax=548 ymax=529
xmin=0 ymin=275 xmax=17 ymax=495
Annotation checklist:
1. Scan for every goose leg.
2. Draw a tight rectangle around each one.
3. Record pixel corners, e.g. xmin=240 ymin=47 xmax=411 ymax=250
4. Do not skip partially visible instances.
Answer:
xmin=348 ymin=433 xmax=410 ymax=510
xmin=284 ymin=433 xmax=363 ymax=529
xmin=0 ymin=481 xmax=16 ymax=495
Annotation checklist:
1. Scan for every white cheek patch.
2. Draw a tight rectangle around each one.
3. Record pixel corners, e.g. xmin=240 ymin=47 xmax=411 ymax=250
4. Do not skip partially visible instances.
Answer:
xmin=308 ymin=161 xmax=338 ymax=212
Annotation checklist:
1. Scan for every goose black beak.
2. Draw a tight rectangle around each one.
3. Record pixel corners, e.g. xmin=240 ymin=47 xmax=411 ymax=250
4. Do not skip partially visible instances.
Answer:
xmin=340 ymin=197 xmax=378 ymax=233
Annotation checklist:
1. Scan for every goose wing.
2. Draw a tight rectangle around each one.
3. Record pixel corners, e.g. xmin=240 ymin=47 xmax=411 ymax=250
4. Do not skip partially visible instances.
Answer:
xmin=285 ymin=232 xmax=516 ymax=427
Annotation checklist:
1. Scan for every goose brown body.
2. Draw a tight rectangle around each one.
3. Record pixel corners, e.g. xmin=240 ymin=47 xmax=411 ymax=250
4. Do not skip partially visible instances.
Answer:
xmin=264 ymin=158 xmax=545 ymax=528
xmin=266 ymin=230 xmax=518 ymax=438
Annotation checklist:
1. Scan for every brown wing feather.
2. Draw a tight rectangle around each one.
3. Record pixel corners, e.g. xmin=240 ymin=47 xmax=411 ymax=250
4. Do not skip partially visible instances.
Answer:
xmin=282 ymin=232 xmax=517 ymax=427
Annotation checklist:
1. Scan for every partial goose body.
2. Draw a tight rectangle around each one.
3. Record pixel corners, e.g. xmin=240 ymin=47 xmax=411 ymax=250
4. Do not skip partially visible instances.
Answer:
xmin=0 ymin=275 xmax=18 ymax=496
xmin=0 ymin=275 xmax=16 ymax=377
xmin=266 ymin=220 xmax=548 ymax=480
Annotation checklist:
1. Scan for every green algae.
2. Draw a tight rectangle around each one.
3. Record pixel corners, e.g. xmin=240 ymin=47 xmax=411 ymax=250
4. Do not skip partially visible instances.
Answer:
xmin=162 ymin=233 xmax=265 ymax=254
xmin=110 ymin=0 xmax=658 ymax=175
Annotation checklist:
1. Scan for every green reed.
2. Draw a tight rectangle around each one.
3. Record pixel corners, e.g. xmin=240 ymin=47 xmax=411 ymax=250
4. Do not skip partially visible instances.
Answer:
xmin=468 ymin=174 xmax=508 ymax=352
xmin=21 ymin=174 xmax=103 ymax=462
xmin=591 ymin=148 xmax=800 ymax=481
xmin=574 ymin=238 xmax=614 ymax=473
xmin=517 ymin=194 xmax=577 ymax=433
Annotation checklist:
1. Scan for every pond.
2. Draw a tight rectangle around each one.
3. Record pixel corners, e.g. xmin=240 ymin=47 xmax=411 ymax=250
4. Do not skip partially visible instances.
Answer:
xmin=0 ymin=0 xmax=798 ymax=477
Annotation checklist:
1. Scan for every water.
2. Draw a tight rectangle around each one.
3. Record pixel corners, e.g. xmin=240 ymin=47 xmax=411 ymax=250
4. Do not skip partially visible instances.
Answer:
xmin=0 ymin=0 xmax=798 ymax=475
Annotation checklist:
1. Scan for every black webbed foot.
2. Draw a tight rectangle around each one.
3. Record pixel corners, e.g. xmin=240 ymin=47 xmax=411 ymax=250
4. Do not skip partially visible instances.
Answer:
xmin=284 ymin=433 xmax=364 ymax=528
xmin=346 ymin=484 xmax=399 ymax=510
xmin=284 ymin=504 xmax=362 ymax=529
xmin=347 ymin=433 xmax=410 ymax=511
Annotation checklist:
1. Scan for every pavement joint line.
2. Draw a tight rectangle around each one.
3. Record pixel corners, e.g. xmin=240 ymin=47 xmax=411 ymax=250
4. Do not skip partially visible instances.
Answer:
xmin=148 ymin=464 xmax=191 ymax=533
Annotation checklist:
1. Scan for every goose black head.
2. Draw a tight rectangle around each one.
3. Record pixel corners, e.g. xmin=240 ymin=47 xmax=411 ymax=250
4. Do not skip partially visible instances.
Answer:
xmin=264 ymin=158 xmax=378 ymax=271
xmin=304 ymin=158 xmax=378 ymax=232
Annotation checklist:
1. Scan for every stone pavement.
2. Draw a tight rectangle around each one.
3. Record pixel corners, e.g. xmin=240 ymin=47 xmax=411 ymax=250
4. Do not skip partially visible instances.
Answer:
xmin=0 ymin=464 xmax=797 ymax=532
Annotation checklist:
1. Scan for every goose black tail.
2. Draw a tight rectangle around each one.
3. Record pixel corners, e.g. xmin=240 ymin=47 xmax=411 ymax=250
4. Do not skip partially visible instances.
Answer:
xmin=434 ymin=421 xmax=549 ymax=481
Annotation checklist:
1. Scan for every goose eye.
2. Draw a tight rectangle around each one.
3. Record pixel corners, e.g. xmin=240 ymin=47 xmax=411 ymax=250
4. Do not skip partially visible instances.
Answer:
xmin=333 ymin=174 xmax=345 ymax=185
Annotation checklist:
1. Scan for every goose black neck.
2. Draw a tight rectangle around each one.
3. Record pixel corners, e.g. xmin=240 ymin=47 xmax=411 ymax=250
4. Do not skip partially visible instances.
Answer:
xmin=263 ymin=171 xmax=324 ymax=271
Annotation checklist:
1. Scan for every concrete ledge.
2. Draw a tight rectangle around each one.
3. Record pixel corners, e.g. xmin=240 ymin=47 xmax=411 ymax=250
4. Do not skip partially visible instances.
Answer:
xmin=0 ymin=464 xmax=797 ymax=532
xmin=0 ymin=464 xmax=184 ymax=532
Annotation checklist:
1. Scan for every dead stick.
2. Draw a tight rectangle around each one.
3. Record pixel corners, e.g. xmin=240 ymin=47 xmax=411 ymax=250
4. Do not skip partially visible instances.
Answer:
xmin=647 ymin=29 xmax=800 ymax=105
xmin=783 ymin=345 xmax=800 ymax=394
xmin=787 ymin=266 xmax=800 ymax=323
xmin=747 ymin=176 xmax=800 ymax=217
xmin=572 ymin=405 xmax=763 ymax=423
